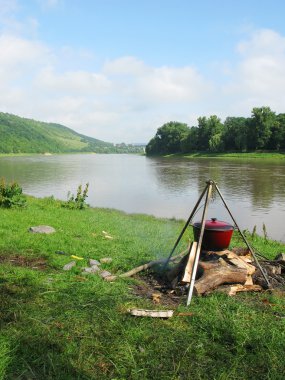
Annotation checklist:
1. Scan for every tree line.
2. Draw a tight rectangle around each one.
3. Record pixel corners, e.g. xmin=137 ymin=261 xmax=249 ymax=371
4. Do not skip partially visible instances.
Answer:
xmin=145 ymin=107 xmax=285 ymax=155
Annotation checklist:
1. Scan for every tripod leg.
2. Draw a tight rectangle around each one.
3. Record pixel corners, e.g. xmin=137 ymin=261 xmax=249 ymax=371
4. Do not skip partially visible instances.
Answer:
xmin=163 ymin=182 xmax=209 ymax=268
xmin=187 ymin=181 xmax=213 ymax=305
xmin=215 ymin=183 xmax=271 ymax=288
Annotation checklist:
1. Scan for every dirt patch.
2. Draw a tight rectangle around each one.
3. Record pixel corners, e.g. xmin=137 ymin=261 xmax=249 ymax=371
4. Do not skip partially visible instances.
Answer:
xmin=0 ymin=254 xmax=48 ymax=270
xmin=132 ymin=270 xmax=187 ymax=307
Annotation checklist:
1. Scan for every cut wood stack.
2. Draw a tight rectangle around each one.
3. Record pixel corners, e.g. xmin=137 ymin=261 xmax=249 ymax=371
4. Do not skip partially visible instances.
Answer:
xmin=167 ymin=246 xmax=264 ymax=296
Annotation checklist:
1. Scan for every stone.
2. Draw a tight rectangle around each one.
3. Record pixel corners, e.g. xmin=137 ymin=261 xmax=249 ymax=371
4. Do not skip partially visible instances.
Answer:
xmin=99 ymin=270 xmax=112 ymax=279
xmin=89 ymin=259 xmax=101 ymax=266
xmin=82 ymin=266 xmax=100 ymax=274
xmin=63 ymin=261 xmax=76 ymax=271
xmin=100 ymin=257 xmax=113 ymax=264
xmin=29 ymin=225 xmax=56 ymax=234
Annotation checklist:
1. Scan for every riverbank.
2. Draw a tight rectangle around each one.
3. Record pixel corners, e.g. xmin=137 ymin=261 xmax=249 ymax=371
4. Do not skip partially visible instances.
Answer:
xmin=164 ymin=152 xmax=285 ymax=159
xmin=0 ymin=196 xmax=285 ymax=379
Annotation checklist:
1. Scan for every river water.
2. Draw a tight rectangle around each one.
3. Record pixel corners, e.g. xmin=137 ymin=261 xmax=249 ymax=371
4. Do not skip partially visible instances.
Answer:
xmin=0 ymin=154 xmax=284 ymax=242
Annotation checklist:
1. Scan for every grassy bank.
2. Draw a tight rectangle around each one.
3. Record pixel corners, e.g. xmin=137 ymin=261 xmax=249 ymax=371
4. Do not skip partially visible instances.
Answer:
xmin=164 ymin=152 xmax=285 ymax=160
xmin=0 ymin=197 xmax=285 ymax=379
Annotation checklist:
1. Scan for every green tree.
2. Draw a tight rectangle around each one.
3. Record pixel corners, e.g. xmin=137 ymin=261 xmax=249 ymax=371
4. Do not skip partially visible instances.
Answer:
xmin=181 ymin=127 xmax=199 ymax=153
xmin=146 ymin=122 xmax=189 ymax=155
xmin=197 ymin=115 xmax=224 ymax=151
xmin=247 ymin=107 xmax=276 ymax=150
xmin=223 ymin=117 xmax=247 ymax=151
xmin=268 ymin=113 xmax=285 ymax=150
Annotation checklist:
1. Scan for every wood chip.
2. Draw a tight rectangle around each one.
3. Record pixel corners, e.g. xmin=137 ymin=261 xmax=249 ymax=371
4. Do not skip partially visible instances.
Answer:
xmin=228 ymin=284 xmax=263 ymax=296
xmin=176 ymin=312 xmax=194 ymax=317
xmin=152 ymin=293 xmax=162 ymax=304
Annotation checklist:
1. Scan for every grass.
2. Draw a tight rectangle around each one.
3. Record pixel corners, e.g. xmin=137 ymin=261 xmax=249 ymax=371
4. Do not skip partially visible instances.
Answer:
xmin=164 ymin=152 xmax=285 ymax=160
xmin=0 ymin=196 xmax=285 ymax=379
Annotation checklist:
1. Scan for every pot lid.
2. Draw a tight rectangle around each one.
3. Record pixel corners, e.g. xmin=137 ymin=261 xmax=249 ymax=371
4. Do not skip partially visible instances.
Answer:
xmin=193 ymin=218 xmax=234 ymax=231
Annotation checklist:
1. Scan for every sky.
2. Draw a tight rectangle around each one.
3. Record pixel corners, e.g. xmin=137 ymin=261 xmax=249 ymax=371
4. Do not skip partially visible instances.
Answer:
xmin=0 ymin=0 xmax=285 ymax=143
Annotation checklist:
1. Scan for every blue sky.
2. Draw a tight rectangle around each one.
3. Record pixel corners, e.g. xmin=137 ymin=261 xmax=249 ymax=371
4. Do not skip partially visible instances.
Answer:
xmin=1 ymin=0 xmax=285 ymax=143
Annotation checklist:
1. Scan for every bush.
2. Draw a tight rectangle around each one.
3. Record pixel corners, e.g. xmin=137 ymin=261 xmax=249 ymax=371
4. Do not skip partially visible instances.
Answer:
xmin=61 ymin=183 xmax=89 ymax=210
xmin=0 ymin=178 xmax=27 ymax=208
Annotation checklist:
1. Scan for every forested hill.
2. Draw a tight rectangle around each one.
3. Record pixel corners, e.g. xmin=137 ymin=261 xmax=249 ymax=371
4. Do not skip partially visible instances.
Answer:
xmin=0 ymin=112 xmax=142 ymax=154
xmin=146 ymin=107 xmax=285 ymax=155
xmin=0 ymin=112 xmax=114 ymax=153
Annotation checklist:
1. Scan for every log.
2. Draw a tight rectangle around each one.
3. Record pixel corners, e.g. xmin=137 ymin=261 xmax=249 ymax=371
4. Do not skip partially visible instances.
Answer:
xmin=194 ymin=258 xmax=248 ymax=295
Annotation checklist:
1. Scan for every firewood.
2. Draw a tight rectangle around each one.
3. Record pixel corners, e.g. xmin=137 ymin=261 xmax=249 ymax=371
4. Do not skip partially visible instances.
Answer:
xmin=228 ymin=284 xmax=262 ymax=296
xmin=214 ymin=249 xmax=255 ymax=275
xmin=181 ymin=242 xmax=197 ymax=283
xmin=128 ymin=309 xmax=174 ymax=318
xmin=244 ymin=274 xmax=254 ymax=285
xmin=165 ymin=254 xmax=190 ymax=288
xmin=214 ymin=284 xmax=263 ymax=296
xmin=193 ymin=258 xmax=248 ymax=295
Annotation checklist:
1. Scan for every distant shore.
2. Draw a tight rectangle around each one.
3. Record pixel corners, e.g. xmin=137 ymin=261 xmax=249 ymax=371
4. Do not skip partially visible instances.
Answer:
xmin=162 ymin=152 xmax=285 ymax=159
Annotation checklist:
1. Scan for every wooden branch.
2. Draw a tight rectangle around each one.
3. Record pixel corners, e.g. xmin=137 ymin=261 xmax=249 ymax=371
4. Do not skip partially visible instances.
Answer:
xmin=105 ymin=242 xmax=191 ymax=281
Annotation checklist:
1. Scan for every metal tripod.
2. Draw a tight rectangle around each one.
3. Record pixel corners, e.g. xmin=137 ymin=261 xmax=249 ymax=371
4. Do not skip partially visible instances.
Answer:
xmin=163 ymin=180 xmax=271 ymax=306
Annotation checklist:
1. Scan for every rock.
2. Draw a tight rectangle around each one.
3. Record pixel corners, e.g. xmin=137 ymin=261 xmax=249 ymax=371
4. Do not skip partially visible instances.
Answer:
xmin=63 ymin=261 xmax=76 ymax=271
xmin=100 ymin=257 xmax=113 ymax=264
xmin=82 ymin=266 xmax=100 ymax=274
xmin=29 ymin=225 xmax=56 ymax=234
xmin=89 ymin=259 xmax=101 ymax=266
xmin=99 ymin=270 xmax=112 ymax=279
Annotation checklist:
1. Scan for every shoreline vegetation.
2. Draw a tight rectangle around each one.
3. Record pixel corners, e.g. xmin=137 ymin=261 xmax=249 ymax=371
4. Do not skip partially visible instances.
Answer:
xmin=1 ymin=151 xmax=285 ymax=160
xmin=164 ymin=151 xmax=285 ymax=159
xmin=146 ymin=107 xmax=285 ymax=157
xmin=0 ymin=194 xmax=285 ymax=379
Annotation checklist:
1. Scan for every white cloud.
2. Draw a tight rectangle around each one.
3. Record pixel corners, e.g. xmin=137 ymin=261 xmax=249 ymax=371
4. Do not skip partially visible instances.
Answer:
xmin=0 ymin=34 xmax=51 ymax=66
xmin=1 ymin=26 xmax=285 ymax=143
xmin=138 ymin=66 xmax=212 ymax=103
xmin=103 ymin=56 xmax=147 ymax=76
xmin=221 ymin=29 xmax=285 ymax=116
xmin=36 ymin=67 xmax=111 ymax=95
xmin=0 ymin=30 xmax=213 ymax=141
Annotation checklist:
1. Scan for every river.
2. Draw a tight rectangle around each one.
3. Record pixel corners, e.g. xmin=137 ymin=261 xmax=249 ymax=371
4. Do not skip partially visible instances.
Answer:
xmin=0 ymin=154 xmax=284 ymax=242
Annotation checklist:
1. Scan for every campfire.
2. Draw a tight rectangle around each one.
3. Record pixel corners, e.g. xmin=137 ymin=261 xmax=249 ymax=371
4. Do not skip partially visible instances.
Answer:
xmin=164 ymin=245 xmax=277 ymax=296
xmin=106 ymin=180 xmax=285 ymax=308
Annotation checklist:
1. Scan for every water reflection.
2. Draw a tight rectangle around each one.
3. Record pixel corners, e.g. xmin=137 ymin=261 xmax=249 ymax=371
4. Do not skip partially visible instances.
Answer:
xmin=148 ymin=157 xmax=285 ymax=241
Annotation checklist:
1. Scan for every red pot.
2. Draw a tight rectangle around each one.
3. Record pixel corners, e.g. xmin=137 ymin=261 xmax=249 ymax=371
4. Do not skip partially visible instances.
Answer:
xmin=192 ymin=218 xmax=234 ymax=251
